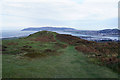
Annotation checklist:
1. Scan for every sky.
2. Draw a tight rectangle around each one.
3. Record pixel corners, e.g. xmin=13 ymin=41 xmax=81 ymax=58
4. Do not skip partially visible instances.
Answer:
xmin=0 ymin=0 xmax=119 ymax=30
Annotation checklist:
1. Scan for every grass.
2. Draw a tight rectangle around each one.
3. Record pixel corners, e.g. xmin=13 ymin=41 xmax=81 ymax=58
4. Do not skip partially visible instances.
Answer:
xmin=2 ymin=46 xmax=118 ymax=78
xmin=2 ymin=31 xmax=119 ymax=78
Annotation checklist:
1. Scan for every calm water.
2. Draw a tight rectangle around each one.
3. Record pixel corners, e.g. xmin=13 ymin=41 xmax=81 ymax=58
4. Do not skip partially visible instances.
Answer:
xmin=1 ymin=30 xmax=38 ymax=38
xmin=1 ymin=30 xmax=119 ymax=40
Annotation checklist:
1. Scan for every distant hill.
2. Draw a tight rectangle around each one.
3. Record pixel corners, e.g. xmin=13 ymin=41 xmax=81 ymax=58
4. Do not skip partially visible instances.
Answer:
xmin=22 ymin=27 xmax=120 ymax=37
xmin=66 ymin=29 xmax=120 ymax=37
xmin=98 ymin=29 xmax=120 ymax=34
xmin=22 ymin=27 xmax=76 ymax=31
xmin=22 ymin=27 xmax=120 ymax=34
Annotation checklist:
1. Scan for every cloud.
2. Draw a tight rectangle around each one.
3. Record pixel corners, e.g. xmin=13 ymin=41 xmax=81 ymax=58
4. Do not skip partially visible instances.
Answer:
xmin=2 ymin=0 xmax=118 ymax=20
xmin=1 ymin=0 xmax=118 ymax=30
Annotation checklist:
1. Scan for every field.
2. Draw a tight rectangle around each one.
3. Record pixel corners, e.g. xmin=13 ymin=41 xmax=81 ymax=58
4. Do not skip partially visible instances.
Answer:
xmin=2 ymin=31 xmax=119 ymax=78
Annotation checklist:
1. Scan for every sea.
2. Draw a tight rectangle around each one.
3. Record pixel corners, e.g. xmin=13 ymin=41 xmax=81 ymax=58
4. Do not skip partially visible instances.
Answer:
xmin=0 ymin=30 xmax=119 ymax=41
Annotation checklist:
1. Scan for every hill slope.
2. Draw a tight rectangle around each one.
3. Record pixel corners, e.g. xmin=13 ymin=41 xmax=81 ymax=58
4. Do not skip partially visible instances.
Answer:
xmin=2 ymin=31 xmax=119 ymax=78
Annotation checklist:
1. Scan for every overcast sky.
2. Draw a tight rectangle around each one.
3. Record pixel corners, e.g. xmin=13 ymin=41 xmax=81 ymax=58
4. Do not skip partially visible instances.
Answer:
xmin=0 ymin=0 xmax=119 ymax=30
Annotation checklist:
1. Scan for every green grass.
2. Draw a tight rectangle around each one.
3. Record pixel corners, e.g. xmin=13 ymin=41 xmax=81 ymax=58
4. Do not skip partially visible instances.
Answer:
xmin=2 ymin=46 xmax=118 ymax=78
xmin=2 ymin=31 xmax=119 ymax=78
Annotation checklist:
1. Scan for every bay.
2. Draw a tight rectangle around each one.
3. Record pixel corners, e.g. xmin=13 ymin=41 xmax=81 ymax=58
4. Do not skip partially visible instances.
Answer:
xmin=1 ymin=30 xmax=119 ymax=41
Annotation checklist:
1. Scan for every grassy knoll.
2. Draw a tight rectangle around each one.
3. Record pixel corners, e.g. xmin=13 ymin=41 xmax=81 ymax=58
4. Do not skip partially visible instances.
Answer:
xmin=2 ymin=46 xmax=118 ymax=78
xmin=2 ymin=31 xmax=119 ymax=78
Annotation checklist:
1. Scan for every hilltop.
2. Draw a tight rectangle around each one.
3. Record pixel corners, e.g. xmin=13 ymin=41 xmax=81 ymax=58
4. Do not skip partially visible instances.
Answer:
xmin=2 ymin=31 xmax=119 ymax=78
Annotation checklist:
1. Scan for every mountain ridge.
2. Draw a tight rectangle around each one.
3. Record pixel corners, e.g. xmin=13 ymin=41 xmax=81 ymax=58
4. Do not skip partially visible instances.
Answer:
xmin=22 ymin=27 xmax=76 ymax=31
